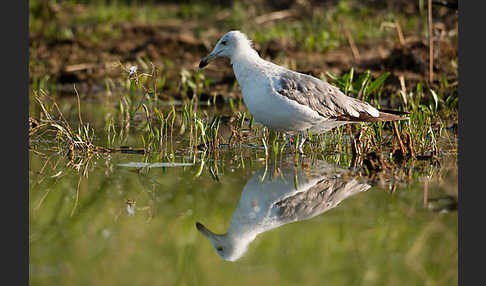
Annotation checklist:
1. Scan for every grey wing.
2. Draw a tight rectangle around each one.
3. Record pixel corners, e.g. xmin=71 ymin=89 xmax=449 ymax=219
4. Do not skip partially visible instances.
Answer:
xmin=275 ymin=177 xmax=370 ymax=222
xmin=272 ymin=70 xmax=380 ymax=121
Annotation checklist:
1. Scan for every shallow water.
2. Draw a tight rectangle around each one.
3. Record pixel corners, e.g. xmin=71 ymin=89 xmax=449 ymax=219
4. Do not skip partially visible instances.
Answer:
xmin=29 ymin=97 xmax=457 ymax=285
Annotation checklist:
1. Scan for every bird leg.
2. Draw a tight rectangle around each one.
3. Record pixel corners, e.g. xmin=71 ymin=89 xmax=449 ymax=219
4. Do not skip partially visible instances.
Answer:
xmin=283 ymin=133 xmax=291 ymax=149
xmin=296 ymin=133 xmax=306 ymax=154
xmin=283 ymin=133 xmax=306 ymax=154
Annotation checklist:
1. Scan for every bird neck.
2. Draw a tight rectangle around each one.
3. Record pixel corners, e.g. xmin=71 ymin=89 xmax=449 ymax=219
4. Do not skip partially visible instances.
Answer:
xmin=230 ymin=46 xmax=261 ymax=66
xmin=230 ymin=48 xmax=264 ymax=88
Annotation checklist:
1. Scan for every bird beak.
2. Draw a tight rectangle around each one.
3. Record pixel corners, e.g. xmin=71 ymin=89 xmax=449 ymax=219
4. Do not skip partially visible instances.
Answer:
xmin=199 ymin=50 xmax=219 ymax=69
xmin=196 ymin=221 xmax=217 ymax=238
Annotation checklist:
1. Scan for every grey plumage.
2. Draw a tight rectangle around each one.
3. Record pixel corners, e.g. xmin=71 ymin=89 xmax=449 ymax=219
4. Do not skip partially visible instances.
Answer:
xmin=275 ymin=177 xmax=370 ymax=222
xmin=199 ymin=30 xmax=408 ymax=138
xmin=272 ymin=68 xmax=407 ymax=123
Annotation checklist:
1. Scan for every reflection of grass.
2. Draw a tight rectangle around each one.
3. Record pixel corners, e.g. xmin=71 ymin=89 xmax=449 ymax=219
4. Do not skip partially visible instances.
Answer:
xmin=29 ymin=151 xmax=457 ymax=285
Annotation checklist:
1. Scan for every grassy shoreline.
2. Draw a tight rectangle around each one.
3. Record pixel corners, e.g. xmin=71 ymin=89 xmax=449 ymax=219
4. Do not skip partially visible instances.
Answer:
xmin=29 ymin=0 xmax=458 ymax=190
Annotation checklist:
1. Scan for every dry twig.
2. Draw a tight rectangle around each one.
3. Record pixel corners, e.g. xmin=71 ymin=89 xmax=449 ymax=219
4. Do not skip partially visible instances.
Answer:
xmin=254 ymin=9 xmax=296 ymax=24
xmin=428 ymin=0 xmax=434 ymax=82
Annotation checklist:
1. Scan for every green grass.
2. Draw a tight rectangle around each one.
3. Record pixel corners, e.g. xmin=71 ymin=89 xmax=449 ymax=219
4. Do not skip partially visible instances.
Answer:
xmin=28 ymin=0 xmax=457 ymax=209
xmin=29 ymin=0 xmax=427 ymax=65
xmin=30 ymin=59 xmax=457 ymax=183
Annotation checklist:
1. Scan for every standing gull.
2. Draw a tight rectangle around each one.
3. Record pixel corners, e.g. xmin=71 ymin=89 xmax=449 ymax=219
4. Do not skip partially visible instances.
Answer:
xmin=199 ymin=31 xmax=407 ymax=152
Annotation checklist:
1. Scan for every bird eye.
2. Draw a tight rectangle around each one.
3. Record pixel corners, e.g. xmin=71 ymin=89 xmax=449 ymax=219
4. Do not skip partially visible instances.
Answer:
xmin=217 ymin=247 xmax=223 ymax=251
xmin=221 ymin=40 xmax=227 ymax=45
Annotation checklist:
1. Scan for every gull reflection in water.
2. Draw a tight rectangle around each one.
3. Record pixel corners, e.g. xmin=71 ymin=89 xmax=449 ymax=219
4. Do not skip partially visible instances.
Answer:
xmin=196 ymin=159 xmax=371 ymax=261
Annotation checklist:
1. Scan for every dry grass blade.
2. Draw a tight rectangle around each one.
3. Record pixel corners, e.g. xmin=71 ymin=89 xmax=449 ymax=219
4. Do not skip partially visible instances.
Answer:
xmin=74 ymin=84 xmax=84 ymax=127
xmin=343 ymin=26 xmax=360 ymax=60
xmin=393 ymin=121 xmax=407 ymax=156
xmin=394 ymin=18 xmax=406 ymax=46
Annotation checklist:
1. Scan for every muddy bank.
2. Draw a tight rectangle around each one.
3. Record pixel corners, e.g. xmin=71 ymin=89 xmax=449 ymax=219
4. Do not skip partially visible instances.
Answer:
xmin=29 ymin=2 xmax=458 ymax=99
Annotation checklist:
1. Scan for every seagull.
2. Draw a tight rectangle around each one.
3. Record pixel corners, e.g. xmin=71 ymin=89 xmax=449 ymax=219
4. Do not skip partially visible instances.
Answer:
xmin=199 ymin=31 xmax=408 ymax=152
xmin=195 ymin=159 xmax=370 ymax=261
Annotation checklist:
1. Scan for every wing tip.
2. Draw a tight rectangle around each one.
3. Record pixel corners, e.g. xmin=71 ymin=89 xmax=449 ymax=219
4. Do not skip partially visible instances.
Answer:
xmin=375 ymin=111 xmax=409 ymax=122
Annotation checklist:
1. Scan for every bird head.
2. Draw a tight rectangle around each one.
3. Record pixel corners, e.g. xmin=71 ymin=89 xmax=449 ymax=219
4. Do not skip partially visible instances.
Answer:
xmin=199 ymin=31 xmax=254 ymax=68
xmin=195 ymin=221 xmax=249 ymax=261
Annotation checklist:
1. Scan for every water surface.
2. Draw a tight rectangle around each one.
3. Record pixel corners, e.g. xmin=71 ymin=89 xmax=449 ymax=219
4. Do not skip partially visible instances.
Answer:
xmin=29 ymin=98 xmax=457 ymax=286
